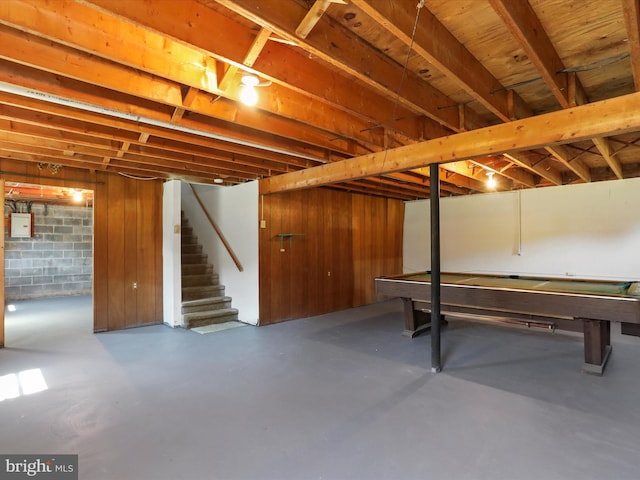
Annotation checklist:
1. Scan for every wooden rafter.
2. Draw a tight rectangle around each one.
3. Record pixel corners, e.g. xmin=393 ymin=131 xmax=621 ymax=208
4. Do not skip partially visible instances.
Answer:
xmin=219 ymin=27 xmax=272 ymax=92
xmin=88 ymin=0 xmax=443 ymax=143
xmin=295 ymin=0 xmax=347 ymax=39
xmin=488 ymin=0 xmax=569 ymax=109
xmin=468 ymin=158 xmax=538 ymax=189
xmin=0 ymin=0 xmax=633 ymax=199
xmin=386 ymin=172 xmax=470 ymax=196
xmin=215 ymin=0 xmax=480 ymax=132
xmin=352 ymin=0 xmax=513 ymax=122
xmin=489 ymin=0 xmax=623 ymax=180
xmin=505 ymin=152 xmax=562 ymax=186
xmin=351 ymin=0 xmax=561 ymax=187
xmin=0 ymin=7 xmax=393 ymax=155
xmin=0 ymin=92 xmax=327 ymax=182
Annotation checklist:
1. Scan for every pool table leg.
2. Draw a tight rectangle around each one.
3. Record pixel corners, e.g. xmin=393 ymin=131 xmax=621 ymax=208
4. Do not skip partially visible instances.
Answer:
xmin=401 ymin=298 xmax=429 ymax=337
xmin=581 ymin=318 xmax=612 ymax=375
xmin=400 ymin=298 xmax=447 ymax=338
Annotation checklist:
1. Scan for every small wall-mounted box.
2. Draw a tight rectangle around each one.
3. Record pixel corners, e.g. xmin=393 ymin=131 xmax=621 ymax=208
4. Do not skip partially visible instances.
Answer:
xmin=10 ymin=212 xmax=34 ymax=238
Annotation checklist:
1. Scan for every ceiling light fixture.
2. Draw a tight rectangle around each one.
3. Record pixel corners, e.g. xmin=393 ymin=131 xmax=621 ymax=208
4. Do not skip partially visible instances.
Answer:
xmin=240 ymin=74 xmax=260 ymax=106
xmin=486 ymin=171 xmax=496 ymax=189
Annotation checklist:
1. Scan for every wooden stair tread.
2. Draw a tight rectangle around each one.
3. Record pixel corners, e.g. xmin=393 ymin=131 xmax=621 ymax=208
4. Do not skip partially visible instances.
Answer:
xmin=182 ymin=296 xmax=231 ymax=307
xmin=183 ymin=308 xmax=238 ymax=320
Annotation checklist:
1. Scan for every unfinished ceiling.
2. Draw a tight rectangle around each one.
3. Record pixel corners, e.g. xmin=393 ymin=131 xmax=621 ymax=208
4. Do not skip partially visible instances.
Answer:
xmin=0 ymin=0 xmax=639 ymax=200
xmin=5 ymin=182 xmax=93 ymax=206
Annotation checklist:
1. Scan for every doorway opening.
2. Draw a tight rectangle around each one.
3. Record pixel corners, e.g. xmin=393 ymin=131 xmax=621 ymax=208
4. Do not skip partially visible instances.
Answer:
xmin=3 ymin=181 xmax=94 ymax=345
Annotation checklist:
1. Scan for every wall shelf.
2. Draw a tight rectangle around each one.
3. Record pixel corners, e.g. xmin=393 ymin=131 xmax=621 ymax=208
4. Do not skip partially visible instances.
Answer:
xmin=277 ymin=233 xmax=304 ymax=252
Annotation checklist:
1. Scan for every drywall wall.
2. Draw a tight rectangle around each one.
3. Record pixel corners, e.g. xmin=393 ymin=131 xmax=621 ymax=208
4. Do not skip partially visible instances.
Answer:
xmin=163 ymin=180 xmax=182 ymax=327
xmin=181 ymin=181 xmax=259 ymax=324
xmin=404 ymin=177 xmax=640 ymax=281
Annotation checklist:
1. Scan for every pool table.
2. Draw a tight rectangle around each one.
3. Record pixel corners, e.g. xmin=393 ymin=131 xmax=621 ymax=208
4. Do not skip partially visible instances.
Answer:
xmin=375 ymin=272 xmax=640 ymax=374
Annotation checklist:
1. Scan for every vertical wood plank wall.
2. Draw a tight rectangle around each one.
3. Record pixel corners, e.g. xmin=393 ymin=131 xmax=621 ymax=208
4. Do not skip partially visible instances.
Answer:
xmin=259 ymin=188 xmax=404 ymax=325
xmin=94 ymin=172 xmax=163 ymax=331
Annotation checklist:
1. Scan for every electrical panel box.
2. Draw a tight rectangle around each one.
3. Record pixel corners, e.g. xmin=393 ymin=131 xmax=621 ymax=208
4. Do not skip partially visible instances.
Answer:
xmin=10 ymin=212 xmax=34 ymax=238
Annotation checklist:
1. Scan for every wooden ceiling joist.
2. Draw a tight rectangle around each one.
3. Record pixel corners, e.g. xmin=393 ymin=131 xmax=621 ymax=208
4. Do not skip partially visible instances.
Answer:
xmin=214 ymin=0 xmax=473 ymax=132
xmin=0 ymin=0 xmax=635 ymax=198
xmin=91 ymin=0 xmax=441 ymax=144
xmin=352 ymin=0 xmax=513 ymax=123
xmin=344 ymin=0 xmax=562 ymax=184
xmin=295 ymin=0 xmax=347 ymax=39
xmin=0 ymin=16 xmax=390 ymax=157
xmin=490 ymin=0 xmax=622 ymax=181
xmin=488 ymin=0 xmax=569 ymax=109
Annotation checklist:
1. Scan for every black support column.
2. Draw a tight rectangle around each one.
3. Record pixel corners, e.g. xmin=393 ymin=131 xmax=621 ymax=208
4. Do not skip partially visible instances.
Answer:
xmin=430 ymin=163 xmax=441 ymax=373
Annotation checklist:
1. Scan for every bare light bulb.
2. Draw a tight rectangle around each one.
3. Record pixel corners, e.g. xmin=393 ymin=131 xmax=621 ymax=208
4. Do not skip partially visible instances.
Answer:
xmin=240 ymin=85 xmax=258 ymax=106
xmin=240 ymin=74 xmax=260 ymax=106
xmin=486 ymin=172 xmax=496 ymax=189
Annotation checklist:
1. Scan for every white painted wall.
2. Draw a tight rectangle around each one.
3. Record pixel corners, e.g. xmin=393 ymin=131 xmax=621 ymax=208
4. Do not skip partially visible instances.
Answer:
xmin=181 ymin=181 xmax=260 ymax=324
xmin=162 ymin=180 xmax=183 ymax=327
xmin=404 ymin=177 xmax=640 ymax=281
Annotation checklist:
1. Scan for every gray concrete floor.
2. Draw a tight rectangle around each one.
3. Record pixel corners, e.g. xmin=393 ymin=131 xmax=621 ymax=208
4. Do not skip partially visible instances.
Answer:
xmin=2 ymin=296 xmax=640 ymax=479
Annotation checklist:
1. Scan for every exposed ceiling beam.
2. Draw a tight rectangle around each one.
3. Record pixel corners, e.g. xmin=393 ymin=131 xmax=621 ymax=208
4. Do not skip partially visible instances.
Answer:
xmin=488 ymin=0 xmax=569 ymax=109
xmin=213 ymin=0 xmax=489 ymax=132
xmin=342 ymin=0 xmax=561 ymax=185
xmin=0 ymin=91 xmax=325 ymax=172
xmin=88 ymin=0 xmax=436 ymax=142
xmin=469 ymin=158 xmax=537 ymax=189
xmin=0 ymin=5 xmax=392 ymax=155
xmin=351 ymin=0 xmax=513 ymax=122
xmin=544 ymin=145 xmax=591 ymax=182
xmin=296 ymin=0 xmax=347 ymax=39
xmin=0 ymin=56 xmax=362 ymax=160
xmin=219 ymin=27 xmax=271 ymax=92
xmin=0 ymin=0 xmax=216 ymax=93
xmin=386 ymin=171 xmax=470 ymax=196
xmin=592 ymin=136 xmax=623 ymax=180
xmin=490 ymin=0 xmax=621 ymax=180
xmin=503 ymin=152 xmax=562 ymax=186
xmin=259 ymin=91 xmax=640 ymax=194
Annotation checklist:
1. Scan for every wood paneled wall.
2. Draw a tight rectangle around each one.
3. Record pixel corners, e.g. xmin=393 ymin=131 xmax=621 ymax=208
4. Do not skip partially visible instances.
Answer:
xmin=0 ymin=159 xmax=163 ymax=332
xmin=94 ymin=172 xmax=163 ymax=331
xmin=259 ymin=188 xmax=404 ymax=325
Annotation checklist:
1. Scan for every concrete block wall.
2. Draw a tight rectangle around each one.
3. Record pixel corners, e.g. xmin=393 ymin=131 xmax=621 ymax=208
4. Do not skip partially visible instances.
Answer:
xmin=4 ymin=203 xmax=93 ymax=300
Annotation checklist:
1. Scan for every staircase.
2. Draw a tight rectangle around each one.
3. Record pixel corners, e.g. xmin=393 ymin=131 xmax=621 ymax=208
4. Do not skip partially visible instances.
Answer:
xmin=181 ymin=213 xmax=239 ymax=328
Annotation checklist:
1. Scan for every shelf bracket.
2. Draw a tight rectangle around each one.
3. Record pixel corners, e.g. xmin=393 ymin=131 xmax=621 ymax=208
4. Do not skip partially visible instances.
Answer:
xmin=277 ymin=233 xmax=304 ymax=252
